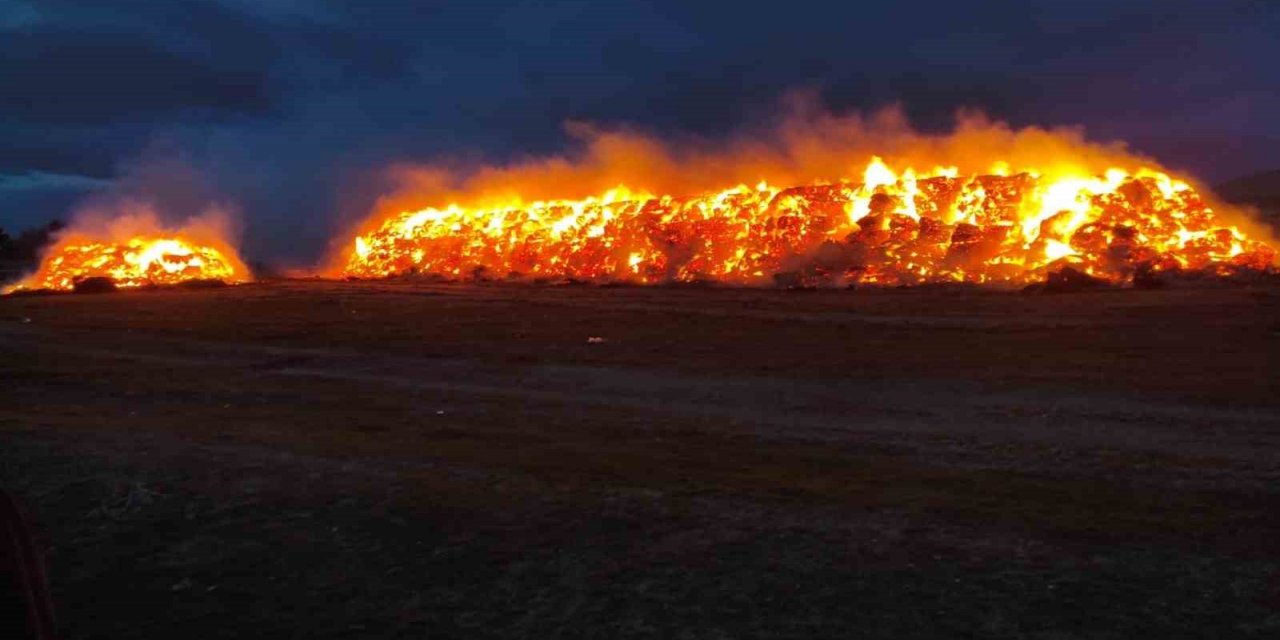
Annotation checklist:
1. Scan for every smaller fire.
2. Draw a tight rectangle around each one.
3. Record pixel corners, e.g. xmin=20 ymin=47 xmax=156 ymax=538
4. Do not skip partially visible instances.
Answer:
xmin=6 ymin=235 xmax=249 ymax=293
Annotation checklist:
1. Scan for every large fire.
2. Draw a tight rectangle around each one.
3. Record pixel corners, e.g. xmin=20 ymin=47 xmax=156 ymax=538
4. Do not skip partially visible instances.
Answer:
xmin=7 ymin=235 xmax=249 ymax=292
xmin=341 ymin=158 xmax=1276 ymax=287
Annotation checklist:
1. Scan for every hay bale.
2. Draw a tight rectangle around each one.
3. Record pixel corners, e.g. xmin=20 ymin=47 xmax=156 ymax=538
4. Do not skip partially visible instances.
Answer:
xmin=1041 ymin=266 xmax=1107 ymax=294
xmin=72 ymin=277 xmax=117 ymax=294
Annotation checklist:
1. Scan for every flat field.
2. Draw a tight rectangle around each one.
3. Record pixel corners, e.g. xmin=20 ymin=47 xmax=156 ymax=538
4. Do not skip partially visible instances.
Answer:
xmin=2 ymin=280 xmax=1278 ymax=638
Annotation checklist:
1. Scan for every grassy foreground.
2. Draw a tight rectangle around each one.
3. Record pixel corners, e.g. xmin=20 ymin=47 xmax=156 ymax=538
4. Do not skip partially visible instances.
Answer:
xmin=2 ymin=280 xmax=1278 ymax=638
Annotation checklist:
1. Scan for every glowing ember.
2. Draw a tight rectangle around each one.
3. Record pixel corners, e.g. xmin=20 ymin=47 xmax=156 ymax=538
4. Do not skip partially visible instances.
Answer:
xmin=343 ymin=159 xmax=1276 ymax=286
xmin=9 ymin=236 xmax=249 ymax=292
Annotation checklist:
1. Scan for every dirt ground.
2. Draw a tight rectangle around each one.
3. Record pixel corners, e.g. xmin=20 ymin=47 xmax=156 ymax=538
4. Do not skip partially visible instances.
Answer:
xmin=2 ymin=279 xmax=1278 ymax=638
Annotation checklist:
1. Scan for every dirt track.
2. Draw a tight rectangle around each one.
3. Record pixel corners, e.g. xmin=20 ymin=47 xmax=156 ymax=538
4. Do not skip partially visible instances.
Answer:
xmin=2 ymin=280 xmax=1279 ymax=638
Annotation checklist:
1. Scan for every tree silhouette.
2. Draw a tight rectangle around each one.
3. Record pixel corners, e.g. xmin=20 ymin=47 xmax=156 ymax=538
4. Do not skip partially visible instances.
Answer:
xmin=0 ymin=220 xmax=64 ymax=266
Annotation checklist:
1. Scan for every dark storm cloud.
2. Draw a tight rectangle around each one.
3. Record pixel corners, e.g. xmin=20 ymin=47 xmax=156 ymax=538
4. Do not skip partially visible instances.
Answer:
xmin=0 ymin=0 xmax=414 ymax=238
xmin=1 ymin=0 xmax=1278 ymax=260
xmin=0 ymin=30 xmax=271 ymax=124
xmin=0 ymin=0 xmax=412 ymax=125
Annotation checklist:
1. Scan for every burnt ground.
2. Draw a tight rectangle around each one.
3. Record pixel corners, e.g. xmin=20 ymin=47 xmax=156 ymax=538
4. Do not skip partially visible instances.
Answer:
xmin=1 ymin=279 xmax=1279 ymax=638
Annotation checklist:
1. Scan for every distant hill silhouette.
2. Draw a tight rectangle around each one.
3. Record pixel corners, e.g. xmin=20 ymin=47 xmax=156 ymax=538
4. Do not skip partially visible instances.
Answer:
xmin=1215 ymin=169 xmax=1280 ymax=233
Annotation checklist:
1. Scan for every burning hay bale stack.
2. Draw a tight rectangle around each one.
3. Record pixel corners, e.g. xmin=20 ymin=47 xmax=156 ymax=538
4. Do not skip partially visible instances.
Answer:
xmin=4 ymin=236 xmax=250 ymax=295
xmin=342 ymin=159 xmax=1277 ymax=289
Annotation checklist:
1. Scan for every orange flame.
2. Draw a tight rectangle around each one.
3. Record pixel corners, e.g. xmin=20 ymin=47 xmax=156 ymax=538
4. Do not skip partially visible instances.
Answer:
xmin=341 ymin=158 xmax=1276 ymax=286
xmin=5 ymin=208 xmax=251 ymax=293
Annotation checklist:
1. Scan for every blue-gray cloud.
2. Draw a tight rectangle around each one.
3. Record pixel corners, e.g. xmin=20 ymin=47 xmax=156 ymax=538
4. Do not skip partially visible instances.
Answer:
xmin=0 ymin=171 xmax=112 ymax=193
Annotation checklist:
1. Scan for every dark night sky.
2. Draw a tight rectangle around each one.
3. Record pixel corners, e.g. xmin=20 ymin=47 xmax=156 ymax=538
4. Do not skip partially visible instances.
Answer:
xmin=2 ymin=0 xmax=1277 ymax=262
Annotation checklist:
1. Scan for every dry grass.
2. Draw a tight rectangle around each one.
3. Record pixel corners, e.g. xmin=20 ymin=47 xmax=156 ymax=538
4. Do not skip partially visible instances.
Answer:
xmin=2 ymin=280 xmax=1279 ymax=638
